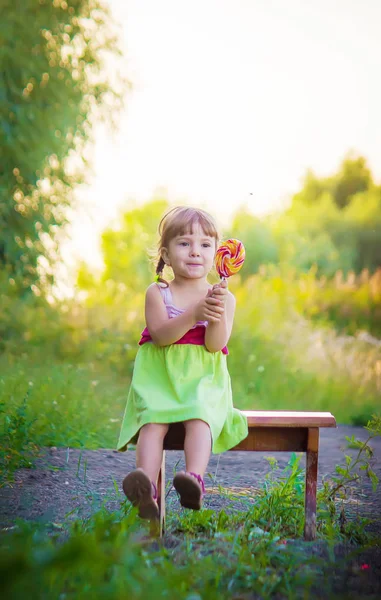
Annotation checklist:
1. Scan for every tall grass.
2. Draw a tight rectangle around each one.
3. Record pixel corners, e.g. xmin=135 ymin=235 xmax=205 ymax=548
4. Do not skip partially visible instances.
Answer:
xmin=0 ymin=392 xmax=39 ymax=486
xmin=229 ymin=271 xmax=380 ymax=423
xmin=0 ymin=356 xmax=128 ymax=453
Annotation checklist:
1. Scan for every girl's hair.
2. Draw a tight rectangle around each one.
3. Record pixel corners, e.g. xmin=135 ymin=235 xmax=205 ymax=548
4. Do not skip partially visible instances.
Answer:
xmin=155 ymin=206 xmax=219 ymax=286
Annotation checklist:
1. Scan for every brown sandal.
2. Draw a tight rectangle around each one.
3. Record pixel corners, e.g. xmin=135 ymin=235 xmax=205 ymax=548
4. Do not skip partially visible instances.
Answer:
xmin=173 ymin=471 xmax=205 ymax=510
xmin=122 ymin=468 xmax=159 ymax=521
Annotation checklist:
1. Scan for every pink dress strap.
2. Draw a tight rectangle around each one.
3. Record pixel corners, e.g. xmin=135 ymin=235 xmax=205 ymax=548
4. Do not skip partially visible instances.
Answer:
xmin=157 ymin=284 xmax=208 ymax=327
xmin=158 ymin=285 xmax=172 ymax=307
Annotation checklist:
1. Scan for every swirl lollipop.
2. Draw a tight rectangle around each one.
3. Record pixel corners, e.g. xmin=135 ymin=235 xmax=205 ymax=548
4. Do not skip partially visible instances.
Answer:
xmin=215 ymin=238 xmax=245 ymax=279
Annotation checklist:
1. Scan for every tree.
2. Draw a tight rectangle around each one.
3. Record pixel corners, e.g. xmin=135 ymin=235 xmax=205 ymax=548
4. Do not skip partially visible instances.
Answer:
xmin=77 ymin=199 xmax=170 ymax=297
xmin=291 ymin=153 xmax=373 ymax=210
xmin=333 ymin=154 xmax=373 ymax=209
xmin=281 ymin=165 xmax=380 ymax=274
xmin=0 ymin=0 xmax=124 ymax=292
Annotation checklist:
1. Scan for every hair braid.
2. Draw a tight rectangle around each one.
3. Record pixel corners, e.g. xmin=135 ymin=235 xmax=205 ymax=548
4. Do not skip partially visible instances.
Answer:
xmin=155 ymin=256 xmax=169 ymax=287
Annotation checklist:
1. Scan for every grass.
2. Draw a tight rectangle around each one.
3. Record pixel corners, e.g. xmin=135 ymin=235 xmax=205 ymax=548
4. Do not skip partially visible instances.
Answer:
xmin=228 ymin=273 xmax=380 ymax=424
xmin=0 ymin=355 xmax=129 ymax=453
xmin=1 ymin=450 xmax=380 ymax=600
xmin=1 ymin=384 xmax=380 ymax=598
xmin=0 ymin=392 xmax=39 ymax=486
xmin=0 ymin=510 xmax=313 ymax=599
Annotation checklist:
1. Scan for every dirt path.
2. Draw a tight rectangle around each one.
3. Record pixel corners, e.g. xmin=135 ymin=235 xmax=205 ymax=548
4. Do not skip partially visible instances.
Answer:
xmin=1 ymin=425 xmax=380 ymax=533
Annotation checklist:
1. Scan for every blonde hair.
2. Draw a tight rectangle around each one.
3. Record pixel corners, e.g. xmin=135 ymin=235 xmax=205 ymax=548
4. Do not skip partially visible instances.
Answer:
xmin=155 ymin=206 xmax=219 ymax=286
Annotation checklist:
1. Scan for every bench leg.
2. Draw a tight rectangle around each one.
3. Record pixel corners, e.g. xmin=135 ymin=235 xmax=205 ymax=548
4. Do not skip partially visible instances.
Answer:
xmin=304 ymin=427 xmax=319 ymax=541
xmin=157 ymin=450 xmax=166 ymax=538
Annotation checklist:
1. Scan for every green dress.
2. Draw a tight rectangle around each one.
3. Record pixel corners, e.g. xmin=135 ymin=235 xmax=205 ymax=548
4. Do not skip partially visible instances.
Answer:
xmin=117 ymin=285 xmax=248 ymax=454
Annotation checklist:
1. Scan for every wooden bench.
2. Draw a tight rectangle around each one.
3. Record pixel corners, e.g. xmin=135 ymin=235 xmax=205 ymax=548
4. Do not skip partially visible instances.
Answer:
xmin=157 ymin=410 xmax=337 ymax=540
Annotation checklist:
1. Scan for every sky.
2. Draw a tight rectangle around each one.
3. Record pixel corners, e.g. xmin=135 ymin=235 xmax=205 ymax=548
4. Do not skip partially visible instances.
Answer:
xmin=63 ymin=0 xmax=381 ymax=272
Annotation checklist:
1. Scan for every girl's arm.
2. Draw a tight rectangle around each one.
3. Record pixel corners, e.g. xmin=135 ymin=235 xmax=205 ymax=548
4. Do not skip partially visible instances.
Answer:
xmin=204 ymin=290 xmax=236 ymax=353
xmin=145 ymin=284 xmax=223 ymax=347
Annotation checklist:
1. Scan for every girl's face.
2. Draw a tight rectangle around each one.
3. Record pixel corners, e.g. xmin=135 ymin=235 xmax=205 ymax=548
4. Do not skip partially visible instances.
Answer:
xmin=162 ymin=222 xmax=216 ymax=281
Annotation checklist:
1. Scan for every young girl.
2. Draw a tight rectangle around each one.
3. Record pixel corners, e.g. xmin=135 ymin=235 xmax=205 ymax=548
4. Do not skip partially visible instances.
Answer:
xmin=117 ymin=206 xmax=248 ymax=520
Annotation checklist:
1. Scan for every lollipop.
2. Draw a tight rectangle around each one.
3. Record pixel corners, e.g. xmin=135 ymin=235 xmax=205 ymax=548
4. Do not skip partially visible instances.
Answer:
xmin=215 ymin=238 xmax=245 ymax=279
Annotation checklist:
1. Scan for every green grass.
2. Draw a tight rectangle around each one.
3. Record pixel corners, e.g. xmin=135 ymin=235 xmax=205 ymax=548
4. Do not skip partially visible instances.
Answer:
xmin=0 ymin=514 xmax=329 ymax=599
xmin=1 ymin=388 xmax=380 ymax=599
xmin=0 ymin=510 xmax=313 ymax=599
xmin=1 ymin=453 xmax=380 ymax=600
xmin=228 ymin=273 xmax=380 ymax=424
xmin=229 ymin=332 xmax=379 ymax=424
xmin=0 ymin=355 xmax=129 ymax=452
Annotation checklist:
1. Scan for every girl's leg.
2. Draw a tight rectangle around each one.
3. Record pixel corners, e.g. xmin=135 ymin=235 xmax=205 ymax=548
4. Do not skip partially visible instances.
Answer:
xmin=173 ymin=419 xmax=211 ymax=510
xmin=123 ymin=423 xmax=168 ymax=520
xmin=183 ymin=418 xmax=212 ymax=476
xmin=136 ymin=422 xmax=169 ymax=485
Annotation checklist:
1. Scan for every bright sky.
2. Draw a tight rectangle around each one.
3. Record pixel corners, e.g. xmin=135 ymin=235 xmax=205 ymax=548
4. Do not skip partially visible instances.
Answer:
xmin=64 ymin=0 xmax=381 ymax=272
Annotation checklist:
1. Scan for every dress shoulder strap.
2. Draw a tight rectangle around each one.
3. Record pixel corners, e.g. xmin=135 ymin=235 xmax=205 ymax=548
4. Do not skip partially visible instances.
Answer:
xmin=156 ymin=283 xmax=173 ymax=305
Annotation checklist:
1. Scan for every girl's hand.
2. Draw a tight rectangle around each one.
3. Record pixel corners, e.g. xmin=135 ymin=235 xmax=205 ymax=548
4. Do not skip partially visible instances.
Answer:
xmin=194 ymin=293 xmax=224 ymax=323
xmin=210 ymin=279 xmax=228 ymax=306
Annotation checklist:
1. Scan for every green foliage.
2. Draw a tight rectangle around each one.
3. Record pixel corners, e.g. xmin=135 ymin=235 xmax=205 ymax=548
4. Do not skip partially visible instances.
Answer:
xmin=328 ymin=415 xmax=380 ymax=498
xmin=337 ymin=190 xmax=381 ymax=273
xmin=296 ymin=268 xmax=381 ymax=338
xmin=227 ymin=155 xmax=381 ymax=277
xmin=292 ymin=153 xmax=374 ymax=209
xmin=77 ymin=199 xmax=170 ymax=314
xmin=275 ymin=155 xmax=381 ymax=275
xmin=1 ymin=427 xmax=380 ymax=599
xmin=0 ymin=355 xmax=129 ymax=451
xmin=273 ymin=194 xmax=351 ymax=275
xmin=0 ymin=270 xmax=71 ymax=354
xmin=245 ymin=454 xmax=305 ymax=539
xmin=0 ymin=0 xmax=124 ymax=291
xmin=316 ymin=415 xmax=381 ymax=544
xmin=273 ymin=190 xmax=381 ymax=276
xmin=228 ymin=270 xmax=380 ymax=422
xmin=229 ymin=207 xmax=279 ymax=277
xmin=101 ymin=199 xmax=169 ymax=291
xmin=0 ymin=392 xmax=39 ymax=487
xmin=0 ymin=512 xmax=320 ymax=599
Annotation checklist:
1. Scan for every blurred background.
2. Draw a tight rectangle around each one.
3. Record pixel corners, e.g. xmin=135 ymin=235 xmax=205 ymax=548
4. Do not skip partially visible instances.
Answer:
xmin=1 ymin=0 xmax=380 ymax=454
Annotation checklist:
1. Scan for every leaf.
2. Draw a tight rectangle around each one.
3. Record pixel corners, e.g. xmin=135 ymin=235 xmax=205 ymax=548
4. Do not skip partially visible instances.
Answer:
xmin=345 ymin=437 xmax=364 ymax=450
xmin=335 ymin=466 xmax=348 ymax=477
xmin=366 ymin=468 xmax=379 ymax=492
